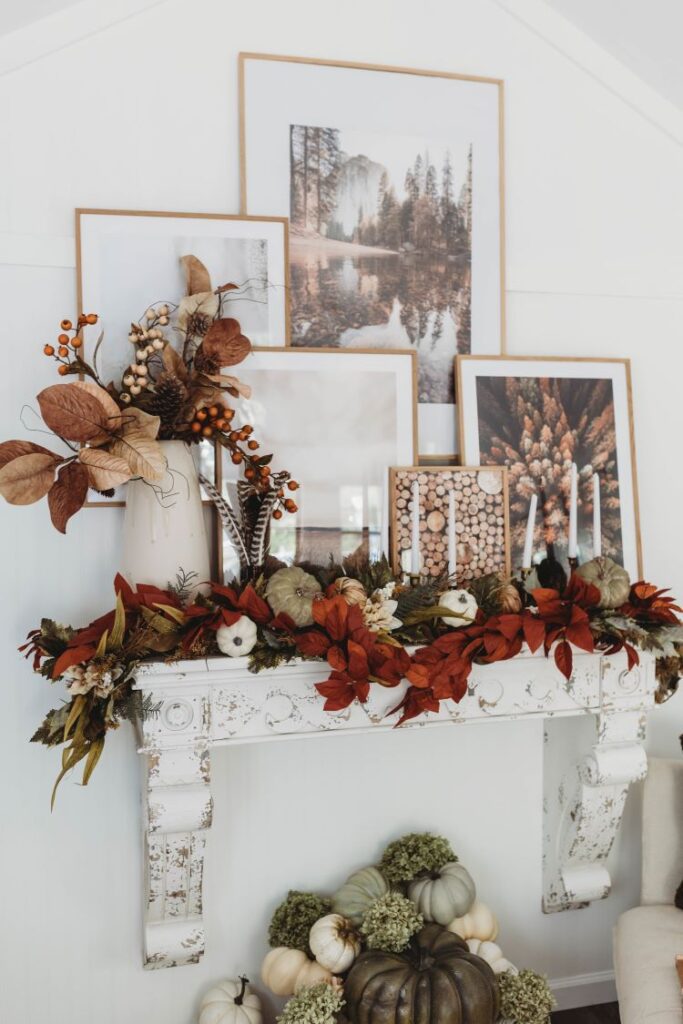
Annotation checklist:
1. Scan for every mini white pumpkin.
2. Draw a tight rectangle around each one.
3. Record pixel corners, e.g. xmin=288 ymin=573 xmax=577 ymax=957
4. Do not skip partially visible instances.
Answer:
xmin=466 ymin=939 xmax=516 ymax=976
xmin=448 ymin=899 xmax=499 ymax=942
xmin=408 ymin=862 xmax=476 ymax=926
xmin=199 ymin=976 xmax=262 ymax=1024
xmin=216 ymin=616 xmax=257 ymax=657
xmin=309 ymin=913 xmax=360 ymax=973
xmin=261 ymin=947 xmax=332 ymax=997
xmin=437 ymin=589 xmax=479 ymax=626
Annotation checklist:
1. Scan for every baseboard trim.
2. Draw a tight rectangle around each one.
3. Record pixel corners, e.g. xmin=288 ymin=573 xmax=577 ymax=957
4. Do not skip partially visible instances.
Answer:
xmin=549 ymin=970 xmax=616 ymax=1012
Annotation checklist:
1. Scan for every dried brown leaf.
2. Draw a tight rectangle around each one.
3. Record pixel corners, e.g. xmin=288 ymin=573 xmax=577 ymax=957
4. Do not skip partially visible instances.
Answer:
xmin=47 ymin=462 xmax=89 ymax=533
xmin=0 ymin=439 xmax=62 ymax=469
xmin=216 ymin=282 xmax=239 ymax=293
xmin=109 ymin=430 xmax=165 ymax=483
xmin=0 ymin=452 xmax=60 ymax=505
xmin=207 ymin=373 xmax=252 ymax=399
xmin=180 ymin=254 xmax=212 ymax=296
xmin=37 ymin=384 xmax=108 ymax=443
xmin=201 ymin=318 xmax=251 ymax=367
xmin=119 ymin=406 xmax=161 ymax=440
xmin=161 ymin=344 xmax=189 ymax=382
xmin=73 ymin=381 xmax=123 ymax=442
xmin=78 ymin=448 xmax=132 ymax=490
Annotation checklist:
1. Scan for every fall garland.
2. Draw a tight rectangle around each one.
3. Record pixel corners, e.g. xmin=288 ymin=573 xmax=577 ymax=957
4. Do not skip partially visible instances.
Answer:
xmin=24 ymin=556 xmax=683 ymax=802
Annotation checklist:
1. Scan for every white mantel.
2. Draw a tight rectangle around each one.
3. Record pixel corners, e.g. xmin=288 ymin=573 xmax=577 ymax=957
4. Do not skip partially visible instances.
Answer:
xmin=134 ymin=647 xmax=656 ymax=969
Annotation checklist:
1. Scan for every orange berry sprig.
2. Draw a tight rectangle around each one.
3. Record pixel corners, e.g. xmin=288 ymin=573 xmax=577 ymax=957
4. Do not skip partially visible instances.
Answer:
xmin=43 ymin=314 xmax=98 ymax=377
xmin=190 ymin=402 xmax=299 ymax=519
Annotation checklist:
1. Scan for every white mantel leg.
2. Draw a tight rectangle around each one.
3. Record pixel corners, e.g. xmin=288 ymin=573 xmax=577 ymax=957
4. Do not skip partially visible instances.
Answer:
xmin=142 ymin=740 xmax=212 ymax=968
xmin=543 ymin=703 xmax=649 ymax=913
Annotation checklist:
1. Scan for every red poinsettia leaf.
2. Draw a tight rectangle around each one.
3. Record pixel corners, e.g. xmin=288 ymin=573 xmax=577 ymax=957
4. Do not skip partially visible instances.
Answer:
xmin=69 ymin=610 xmax=116 ymax=647
xmin=495 ymin=614 xmax=523 ymax=641
xmin=406 ymin=662 xmax=433 ymax=688
xmin=347 ymin=639 xmax=369 ymax=681
xmin=565 ymin=617 xmax=594 ymax=654
xmin=625 ymin=642 xmax=640 ymax=671
xmin=522 ymin=612 xmax=546 ymax=653
xmin=326 ymin=645 xmax=347 ymax=671
xmin=325 ymin=597 xmax=350 ymax=642
xmin=353 ymin=681 xmax=370 ymax=704
xmin=52 ymin=645 xmax=96 ymax=679
xmin=316 ymin=672 xmax=356 ymax=711
xmin=564 ymin=573 xmax=601 ymax=609
xmin=237 ymin=584 xmax=272 ymax=624
xmin=211 ymin=582 xmax=240 ymax=607
xmin=220 ymin=608 xmax=242 ymax=627
xmin=554 ymin=639 xmax=573 ymax=679
xmin=295 ymin=631 xmax=331 ymax=657
xmin=269 ymin=612 xmax=297 ymax=633
xmin=532 ymin=588 xmax=564 ymax=619
xmin=114 ymin=573 xmax=137 ymax=607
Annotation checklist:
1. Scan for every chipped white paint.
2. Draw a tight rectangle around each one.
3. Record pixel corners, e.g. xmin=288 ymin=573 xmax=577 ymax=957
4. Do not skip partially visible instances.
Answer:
xmin=134 ymin=647 xmax=656 ymax=968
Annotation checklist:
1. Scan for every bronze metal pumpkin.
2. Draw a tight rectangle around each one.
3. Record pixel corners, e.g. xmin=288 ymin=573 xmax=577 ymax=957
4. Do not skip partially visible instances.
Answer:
xmin=344 ymin=923 xmax=499 ymax=1024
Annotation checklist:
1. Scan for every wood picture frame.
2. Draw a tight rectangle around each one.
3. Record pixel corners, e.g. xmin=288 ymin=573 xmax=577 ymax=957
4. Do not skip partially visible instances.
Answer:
xmin=75 ymin=207 xmax=290 ymax=508
xmin=456 ymin=354 xmax=642 ymax=577
xmin=216 ymin=347 xmax=418 ymax=581
xmin=239 ymin=52 xmax=506 ymax=460
xmin=389 ymin=465 xmax=510 ymax=581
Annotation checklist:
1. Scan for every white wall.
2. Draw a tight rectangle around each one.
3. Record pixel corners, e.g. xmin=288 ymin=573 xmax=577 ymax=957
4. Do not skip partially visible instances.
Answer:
xmin=1 ymin=1 xmax=682 ymax=1021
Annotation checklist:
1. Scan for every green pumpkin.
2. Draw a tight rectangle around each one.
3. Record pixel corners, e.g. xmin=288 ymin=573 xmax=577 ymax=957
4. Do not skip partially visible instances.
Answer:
xmin=344 ymin=923 xmax=499 ymax=1024
xmin=409 ymin=862 xmax=476 ymax=926
xmin=332 ymin=866 xmax=389 ymax=926
xmin=576 ymin=556 xmax=630 ymax=609
xmin=265 ymin=567 xmax=322 ymax=627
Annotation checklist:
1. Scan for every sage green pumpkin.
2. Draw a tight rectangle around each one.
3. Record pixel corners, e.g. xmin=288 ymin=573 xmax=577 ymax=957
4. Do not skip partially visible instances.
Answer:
xmin=265 ymin=567 xmax=322 ymax=627
xmin=332 ymin=866 xmax=389 ymax=926
xmin=344 ymin=923 xmax=499 ymax=1024
xmin=409 ymin=862 xmax=476 ymax=926
xmin=576 ymin=556 xmax=631 ymax=609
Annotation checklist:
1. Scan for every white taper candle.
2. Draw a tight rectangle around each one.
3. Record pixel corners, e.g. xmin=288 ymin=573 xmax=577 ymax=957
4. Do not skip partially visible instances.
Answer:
xmin=567 ymin=462 xmax=578 ymax=558
xmin=592 ymin=473 xmax=601 ymax=558
xmin=411 ymin=480 xmax=421 ymax=575
xmin=447 ymin=490 xmax=457 ymax=578
xmin=522 ymin=493 xmax=538 ymax=570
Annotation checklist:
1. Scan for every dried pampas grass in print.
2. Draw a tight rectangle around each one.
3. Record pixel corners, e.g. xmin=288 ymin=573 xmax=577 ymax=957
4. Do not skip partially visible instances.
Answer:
xmin=474 ymin=375 xmax=622 ymax=566
xmin=390 ymin=466 xmax=510 ymax=580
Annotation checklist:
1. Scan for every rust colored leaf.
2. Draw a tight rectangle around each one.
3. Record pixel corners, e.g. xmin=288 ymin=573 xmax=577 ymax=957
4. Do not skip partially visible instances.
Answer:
xmin=0 ymin=452 xmax=60 ymax=505
xmin=522 ymin=612 xmax=546 ymax=653
xmin=73 ymin=381 xmax=122 ymax=442
xmin=236 ymin=584 xmax=272 ymax=624
xmin=216 ymin=282 xmax=239 ymax=293
xmin=52 ymin=645 xmax=96 ymax=680
xmin=47 ymin=461 xmax=88 ymax=533
xmin=201 ymin=318 xmax=252 ymax=367
xmin=180 ymin=254 xmax=212 ymax=295
xmin=78 ymin=448 xmax=132 ymax=490
xmin=295 ymin=631 xmax=332 ymax=657
xmin=161 ymin=344 xmax=189 ymax=382
xmin=0 ymin=439 xmax=61 ymax=469
xmin=37 ymin=383 xmax=108 ymax=443
xmin=554 ymin=639 xmax=573 ymax=679
xmin=119 ymin=406 xmax=161 ymax=440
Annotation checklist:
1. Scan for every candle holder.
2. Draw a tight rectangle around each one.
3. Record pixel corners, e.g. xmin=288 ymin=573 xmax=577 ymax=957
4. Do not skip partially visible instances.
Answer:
xmin=519 ymin=567 xmax=532 ymax=583
xmin=408 ymin=573 xmax=422 ymax=588
xmin=567 ymin=555 xmax=579 ymax=574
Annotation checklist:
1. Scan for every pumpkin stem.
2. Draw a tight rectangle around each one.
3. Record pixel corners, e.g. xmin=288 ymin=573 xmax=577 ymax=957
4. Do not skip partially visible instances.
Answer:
xmin=236 ymin=975 xmax=249 ymax=1005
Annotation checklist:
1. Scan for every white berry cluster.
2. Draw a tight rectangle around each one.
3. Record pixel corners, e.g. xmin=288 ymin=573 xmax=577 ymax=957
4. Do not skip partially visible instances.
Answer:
xmin=119 ymin=304 xmax=170 ymax=404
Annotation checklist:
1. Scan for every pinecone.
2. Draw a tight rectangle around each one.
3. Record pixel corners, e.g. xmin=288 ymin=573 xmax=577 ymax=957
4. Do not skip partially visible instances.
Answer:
xmin=149 ymin=372 xmax=189 ymax=438
xmin=193 ymin=346 xmax=220 ymax=376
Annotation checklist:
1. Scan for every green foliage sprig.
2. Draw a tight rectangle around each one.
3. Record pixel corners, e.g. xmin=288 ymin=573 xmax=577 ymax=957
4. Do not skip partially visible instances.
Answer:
xmin=379 ymin=832 xmax=456 ymax=885
xmin=361 ymin=891 xmax=423 ymax=952
xmin=498 ymin=970 xmax=555 ymax=1024
xmin=277 ymin=982 xmax=344 ymax=1024
xmin=268 ymin=890 xmax=332 ymax=956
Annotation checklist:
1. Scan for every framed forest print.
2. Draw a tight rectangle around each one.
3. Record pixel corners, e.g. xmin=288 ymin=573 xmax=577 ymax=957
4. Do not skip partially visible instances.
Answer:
xmin=218 ymin=348 xmax=417 ymax=581
xmin=457 ymin=356 xmax=642 ymax=578
xmin=390 ymin=466 xmax=510 ymax=581
xmin=239 ymin=53 xmax=505 ymax=458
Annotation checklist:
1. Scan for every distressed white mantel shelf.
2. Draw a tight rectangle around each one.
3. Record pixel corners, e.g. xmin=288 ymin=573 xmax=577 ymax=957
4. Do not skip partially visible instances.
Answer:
xmin=134 ymin=647 xmax=656 ymax=969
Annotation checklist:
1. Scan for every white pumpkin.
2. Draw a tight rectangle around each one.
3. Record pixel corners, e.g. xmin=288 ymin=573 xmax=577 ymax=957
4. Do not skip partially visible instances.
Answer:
xmin=409 ymin=862 xmax=476 ymax=926
xmin=199 ymin=977 xmax=262 ymax=1024
xmin=448 ymin=899 xmax=499 ymax=942
xmin=309 ymin=914 xmax=360 ymax=973
xmin=466 ymin=939 xmax=517 ymax=976
xmin=216 ymin=616 xmax=257 ymax=657
xmin=437 ymin=589 xmax=479 ymax=626
xmin=261 ymin=947 xmax=332 ymax=997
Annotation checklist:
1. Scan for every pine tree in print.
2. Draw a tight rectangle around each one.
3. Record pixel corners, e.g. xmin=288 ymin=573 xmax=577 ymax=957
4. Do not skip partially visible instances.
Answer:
xmin=475 ymin=376 xmax=623 ymax=565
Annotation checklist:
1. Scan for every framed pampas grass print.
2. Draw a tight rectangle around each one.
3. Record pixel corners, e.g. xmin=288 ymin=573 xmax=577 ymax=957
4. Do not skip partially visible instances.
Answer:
xmin=389 ymin=466 xmax=510 ymax=581
xmin=217 ymin=348 xmax=417 ymax=582
xmin=239 ymin=53 xmax=505 ymax=459
xmin=457 ymin=356 xmax=642 ymax=578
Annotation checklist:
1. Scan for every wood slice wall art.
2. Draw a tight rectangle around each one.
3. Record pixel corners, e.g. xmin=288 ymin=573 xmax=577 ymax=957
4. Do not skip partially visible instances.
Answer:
xmin=390 ymin=466 xmax=511 ymax=580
